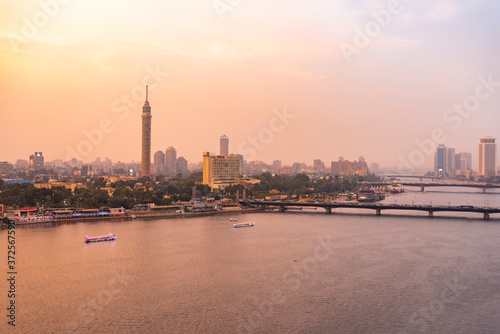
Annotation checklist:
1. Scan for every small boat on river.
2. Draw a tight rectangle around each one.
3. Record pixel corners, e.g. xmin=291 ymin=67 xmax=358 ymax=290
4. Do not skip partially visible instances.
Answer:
xmin=85 ymin=233 xmax=116 ymax=243
xmin=233 ymin=222 xmax=255 ymax=228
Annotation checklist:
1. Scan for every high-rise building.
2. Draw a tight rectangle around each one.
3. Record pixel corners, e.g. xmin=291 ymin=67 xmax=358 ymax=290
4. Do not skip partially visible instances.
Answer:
xmin=165 ymin=146 xmax=177 ymax=176
xmin=220 ymin=135 xmax=229 ymax=156
xmin=434 ymin=144 xmax=447 ymax=176
xmin=292 ymin=162 xmax=302 ymax=174
xmin=459 ymin=159 xmax=467 ymax=174
xmin=141 ymin=86 xmax=152 ymax=178
xmin=446 ymin=147 xmax=456 ymax=177
xmin=176 ymin=157 xmax=188 ymax=176
xmin=203 ymin=152 xmax=240 ymax=189
xmin=479 ymin=136 xmax=497 ymax=177
xmin=29 ymin=152 xmax=44 ymax=171
xmin=458 ymin=152 xmax=472 ymax=170
xmin=272 ymin=160 xmax=282 ymax=174
xmin=313 ymin=159 xmax=325 ymax=173
xmin=153 ymin=150 xmax=165 ymax=175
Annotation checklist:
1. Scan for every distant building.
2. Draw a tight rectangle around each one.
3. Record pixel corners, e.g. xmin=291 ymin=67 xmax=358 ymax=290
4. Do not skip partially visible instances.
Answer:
xmin=220 ymin=135 xmax=229 ymax=156
xmin=458 ymin=152 xmax=472 ymax=170
xmin=272 ymin=160 xmax=282 ymax=174
xmin=331 ymin=159 xmax=368 ymax=176
xmin=434 ymin=145 xmax=447 ymax=176
xmin=292 ymin=162 xmax=302 ymax=174
xmin=244 ymin=160 xmax=267 ymax=175
xmin=165 ymin=146 xmax=177 ymax=176
xmin=313 ymin=159 xmax=325 ymax=173
xmin=202 ymin=152 xmax=240 ymax=189
xmin=0 ymin=162 xmax=13 ymax=174
xmin=141 ymin=86 xmax=152 ymax=178
xmin=29 ymin=152 xmax=44 ymax=171
xmin=176 ymin=157 xmax=188 ymax=176
xmin=15 ymin=159 xmax=29 ymax=171
xmin=370 ymin=163 xmax=379 ymax=172
xmin=459 ymin=158 xmax=468 ymax=175
xmin=446 ymin=147 xmax=456 ymax=177
xmin=479 ymin=136 xmax=497 ymax=177
xmin=188 ymin=162 xmax=201 ymax=172
xmin=153 ymin=150 xmax=165 ymax=175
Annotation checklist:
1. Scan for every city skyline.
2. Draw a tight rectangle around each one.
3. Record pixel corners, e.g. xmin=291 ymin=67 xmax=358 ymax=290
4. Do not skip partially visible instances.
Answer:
xmin=1 ymin=1 xmax=500 ymax=169
xmin=3 ymin=135 xmax=497 ymax=176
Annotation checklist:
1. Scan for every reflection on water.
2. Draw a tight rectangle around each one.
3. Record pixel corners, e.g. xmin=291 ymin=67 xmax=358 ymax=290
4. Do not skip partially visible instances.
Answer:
xmin=2 ymin=190 xmax=500 ymax=333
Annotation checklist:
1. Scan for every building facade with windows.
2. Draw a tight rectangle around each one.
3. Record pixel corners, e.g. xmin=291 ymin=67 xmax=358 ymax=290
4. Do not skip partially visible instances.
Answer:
xmin=203 ymin=152 xmax=240 ymax=189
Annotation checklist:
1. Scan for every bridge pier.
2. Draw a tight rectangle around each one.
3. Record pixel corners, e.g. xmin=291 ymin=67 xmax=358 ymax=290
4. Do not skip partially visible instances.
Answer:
xmin=484 ymin=213 xmax=490 ymax=220
xmin=483 ymin=188 xmax=486 ymax=193
xmin=278 ymin=206 xmax=286 ymax=212
xmin=428 ymin=211 xmax=433 ymax=217
xmin=376 ymin=209 xmax=381 ymax=216
xmin=325 ymin=208 xmax=331 ymax=214
xmin=421 ymin=186 xmax=425 ymax=192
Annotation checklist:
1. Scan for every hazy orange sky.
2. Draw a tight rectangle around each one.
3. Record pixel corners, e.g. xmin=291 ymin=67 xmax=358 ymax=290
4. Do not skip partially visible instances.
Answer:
xmin=1 ymin=0 xmax=499 ymax=170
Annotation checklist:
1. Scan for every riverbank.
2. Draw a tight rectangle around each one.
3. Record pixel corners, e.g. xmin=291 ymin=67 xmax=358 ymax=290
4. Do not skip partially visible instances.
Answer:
xmin=129 ymin=206 xmax=264 ymax=220
xmin=1 ymin=206 xmax=266 ymax=228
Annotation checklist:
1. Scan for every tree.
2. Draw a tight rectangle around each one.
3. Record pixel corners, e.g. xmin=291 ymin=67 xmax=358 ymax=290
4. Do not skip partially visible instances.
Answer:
xmin=187 ymin=171 xmax=203 ymax=183
xmin=91 ymin=177 xmax=107 ymax=189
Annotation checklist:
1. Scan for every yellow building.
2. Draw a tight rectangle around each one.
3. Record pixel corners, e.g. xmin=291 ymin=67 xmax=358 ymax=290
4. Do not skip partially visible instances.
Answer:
xmin=34 ymin=182 xmax=74 ymax=190
xmin=202 ymin=152 xmax=240 ymax=190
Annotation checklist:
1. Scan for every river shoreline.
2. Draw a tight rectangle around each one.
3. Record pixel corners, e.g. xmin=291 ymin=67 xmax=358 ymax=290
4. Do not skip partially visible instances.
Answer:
xmin=1 ymin=207 xmax=266 ymax=228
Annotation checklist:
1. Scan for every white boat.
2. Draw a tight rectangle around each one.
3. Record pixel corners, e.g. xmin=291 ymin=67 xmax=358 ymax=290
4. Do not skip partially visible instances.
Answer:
xmin=84 ymin=233 xmax=116 ymax=243
xmin=233 ymin=221 xmax=255 ymax=228
xmin=12 ymin=215 xmax=55 ymax=224
xmin=229 ymin=218 xmax=238 ymax=222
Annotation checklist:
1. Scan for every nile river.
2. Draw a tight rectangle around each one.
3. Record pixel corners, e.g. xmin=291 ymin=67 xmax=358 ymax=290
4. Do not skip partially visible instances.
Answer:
xmin=2 ymin=188 xmax=500 ymax=333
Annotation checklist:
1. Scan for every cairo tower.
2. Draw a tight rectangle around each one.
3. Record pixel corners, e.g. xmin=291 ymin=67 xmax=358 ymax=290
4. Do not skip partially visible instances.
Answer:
xmin=141 ymin=86 xmax=152 ymax=177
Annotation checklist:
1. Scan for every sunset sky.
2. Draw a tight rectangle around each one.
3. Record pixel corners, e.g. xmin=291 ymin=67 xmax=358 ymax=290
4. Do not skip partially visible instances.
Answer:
xmin=1 ymin=0 xmax=500 ymax=170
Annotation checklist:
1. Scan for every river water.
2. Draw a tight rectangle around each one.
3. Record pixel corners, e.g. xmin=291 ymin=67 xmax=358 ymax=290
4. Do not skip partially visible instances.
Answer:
xmin=2 ymin=188 xmax=500 ymax=333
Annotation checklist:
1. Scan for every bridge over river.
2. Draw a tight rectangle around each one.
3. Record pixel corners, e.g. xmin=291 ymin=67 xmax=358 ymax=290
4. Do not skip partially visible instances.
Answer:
xmin=240 ymin=200 xmax=500 ymax=220
xmin=362 ymin=182 xmax=500 ymax=192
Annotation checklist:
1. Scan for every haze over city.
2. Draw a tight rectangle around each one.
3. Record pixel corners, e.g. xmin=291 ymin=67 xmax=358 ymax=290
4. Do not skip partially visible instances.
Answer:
xmin=4 ymin=2 xmax=500 ymax=334
xmin=2 ymin=0 xmax=500 ymax=169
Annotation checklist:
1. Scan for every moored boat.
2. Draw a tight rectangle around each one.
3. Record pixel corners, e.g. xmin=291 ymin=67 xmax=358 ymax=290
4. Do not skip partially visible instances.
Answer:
xmin=233 ymin=221 xmax=255 ymax=228
xmin=229 ymin=218 xmax=238 ymax=222
xmin=84 ymin=233 xmax=116 ymax=243
xmin=51 ymin=208 xmax=126 ymax=220
xmin=12 ymin=215 xmax=55 ymax=224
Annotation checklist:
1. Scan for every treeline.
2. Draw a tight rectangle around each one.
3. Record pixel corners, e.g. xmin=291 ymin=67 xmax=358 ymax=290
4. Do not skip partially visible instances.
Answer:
xmin=252 ymin=172 xmax=381 ymax=195
xmin=0 ymin=172 xmax=380 ymax=209
xmin=0 ymin=172 xmax=213 ymax=209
